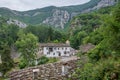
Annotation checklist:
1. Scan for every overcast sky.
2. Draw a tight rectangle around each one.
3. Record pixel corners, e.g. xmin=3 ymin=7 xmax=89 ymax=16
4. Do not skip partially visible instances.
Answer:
xmin=0 ymin=0 xmax=90 ymax=11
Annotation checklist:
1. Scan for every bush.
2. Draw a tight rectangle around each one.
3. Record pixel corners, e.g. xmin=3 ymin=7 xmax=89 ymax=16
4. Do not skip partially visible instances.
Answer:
xmin=70 ymin=58 xmax=120 ymax=80
xmin=48 ymin=58 xmax=58 ymax=63
xmin=18 ymin=59 xmax=27 ymax=69
xmin=37 ymin=56 xmax=49 ymax=65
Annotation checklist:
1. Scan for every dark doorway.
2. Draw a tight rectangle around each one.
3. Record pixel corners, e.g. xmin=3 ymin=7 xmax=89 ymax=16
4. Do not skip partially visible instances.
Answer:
xmin=49 ymin=47 xmax=53 ymax=52
xmin=58 ymin=52 xmax=61 ymax=56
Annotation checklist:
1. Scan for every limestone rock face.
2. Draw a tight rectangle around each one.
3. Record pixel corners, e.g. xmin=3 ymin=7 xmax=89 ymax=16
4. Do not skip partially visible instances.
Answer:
xmin=82 ymin=0 xmax=117 ymax=13
xmin=93 ymin=0 xmax=117 ymax=9
xmin=43 ymin=9 xmax=70 ymax=29
xmin=42 ymin=0 xmax=117 ymax=29
xmin=7 ymin=19 xmax=27 ymax=28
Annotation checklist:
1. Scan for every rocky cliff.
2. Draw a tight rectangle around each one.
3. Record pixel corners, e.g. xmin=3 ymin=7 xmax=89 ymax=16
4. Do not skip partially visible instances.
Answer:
xmin=82 ymin=0 xmax=117 ymax=13
xmin=41 ymin=0 xmax=117 ymax=29
xmin=43 ymin=9 xmax=70 ymax=29
xmin=94 ymin=0 xmax=117 ymax=8
xmin=7 ymin=19 xmax=27 ymax=28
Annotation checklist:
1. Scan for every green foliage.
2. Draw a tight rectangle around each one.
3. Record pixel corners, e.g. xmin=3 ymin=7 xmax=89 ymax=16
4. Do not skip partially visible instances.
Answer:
xmin=85 ymin=0 xmax=120 ymax=65
xmin=71 ymin=58 xmax=120 ymax=80
xmin=37 ymin=57 xmax=58 ymax=65
xmin=0 ymin=45 xmax=14 ymax=75
xmin=48 ymin=58 xmax=58 ymax=63
xmin=69 ymin=11 xmax=104 ymax=49
xmin=71 ymin=13 xmax=102 ymax=32
xmin=69 ymin=3 xmax=120 ymax=80
xmin=0 ymin=24 xmax=19 ymax=45
xmin=70 ymin=31 xmax=87 ymax=49
xmin=0 ymin=20 xmax=19 ymax=75
xmin=25 ymin=25 xmax=67 ymax=43
xmin=83 ymin=28 xmax=104 ymax=45
xmin=18 ymin=58 xmax=27 ymax=69
xmin=69 ymin=5 xmax=117 ymax=49
xmin=15 ymin=33 xmax=38 ymax=66
xmin=37 ymin=56 xmax=49 ymax=65
xmin=53 ymin=40 xmax=59 ymax=43
xmin=88 ymin=43 xmax=112 ymax=62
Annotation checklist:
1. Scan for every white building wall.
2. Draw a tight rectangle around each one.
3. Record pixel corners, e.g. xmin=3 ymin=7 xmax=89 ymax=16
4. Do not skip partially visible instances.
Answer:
xmin=43 ymin=47 xmax=71 ymax=57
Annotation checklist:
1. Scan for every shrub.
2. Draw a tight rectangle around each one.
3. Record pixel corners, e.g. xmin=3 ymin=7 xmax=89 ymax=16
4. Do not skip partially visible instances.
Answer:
xmin=48 ymin=58 xmax=58 ymax=63
xmin=18 ymin=58 xmax=27 ymax=69
xmin=37 ymin=56 xmax=49 ymax=65
xmin=70 ymin=58 xmax=120 ymax=80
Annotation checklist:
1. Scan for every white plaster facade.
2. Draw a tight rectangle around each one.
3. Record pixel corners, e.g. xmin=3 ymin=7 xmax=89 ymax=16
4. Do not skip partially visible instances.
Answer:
xmin=38 ymin=43 xmax=75 ymax=57
xmin=43 ymin=46 xmax=71 ymax=57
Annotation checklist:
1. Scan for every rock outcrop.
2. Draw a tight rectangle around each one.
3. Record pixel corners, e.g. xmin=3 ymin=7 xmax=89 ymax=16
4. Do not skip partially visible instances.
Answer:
xmin=94 ymin=0 xmax=117 ymax=9
xmin=82 ymin=0 xmax=117 ymax=13
xmin=43 ymin=9 xmax=70 ymax=29
xmin=43 ymin=0 xmax=117 ymax=29
xmin=7 ymin=19 xmax=27 ymax=28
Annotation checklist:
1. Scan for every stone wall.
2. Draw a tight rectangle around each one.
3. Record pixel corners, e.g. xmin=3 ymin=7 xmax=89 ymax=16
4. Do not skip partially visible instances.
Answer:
xmin=9 ymin=59 xmax=78 ymax=80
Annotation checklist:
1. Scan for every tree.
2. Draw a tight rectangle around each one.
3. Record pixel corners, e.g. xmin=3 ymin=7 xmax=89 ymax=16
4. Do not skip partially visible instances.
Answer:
xmin=24 ymin=25 xmax=67 ymax=43
xmin=47 ymin=27 xmax=54 ymax=42
xmin=0 ymin=45 xmax=14 ymax=75
xmin=70 ymin=31 xmax=87 ymax=49
xmin=0 ymin=23 xmax=17 ymax=75
xmin=102 ymin=3 xmax=120 ymax=54
xmin=25 ymin=25 xmax=49 ymax=42
xmin=16 ymin=33 xmax=38 ymax=66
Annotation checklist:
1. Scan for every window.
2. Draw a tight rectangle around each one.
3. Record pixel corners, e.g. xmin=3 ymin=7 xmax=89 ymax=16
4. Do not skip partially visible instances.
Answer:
xmin=58 ymin=52 xmax=61 ymax=56
xmin=62 ymin=47 xmax=64 ymax=50
xmin=53 ymin=53 xmax=55 ymax=55
xmin=49 ymin=47 xmax=53 ymax=52
xmin=58 ymin=48 xmax=59 ymax=50
xmin=47 ymin=52 xmax=50 ymax=55
xmin=64 ymin=51 xmax=67 ymax=54
xmin=65 ymin=47 xmax=67 ymax=50
xmin=54 ymin=47 xmax=56 ymax=50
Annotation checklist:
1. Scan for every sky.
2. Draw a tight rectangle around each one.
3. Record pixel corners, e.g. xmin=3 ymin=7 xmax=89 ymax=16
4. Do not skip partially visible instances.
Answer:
xmin=0 ymin=0 xmax=90 ymax=11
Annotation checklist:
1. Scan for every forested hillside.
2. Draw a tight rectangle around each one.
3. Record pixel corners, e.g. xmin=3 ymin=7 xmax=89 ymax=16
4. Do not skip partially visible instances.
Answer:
xmin=0 ymin=0 xmax=116 ymax=29
xmin=69 ymin=6 xmax=113 ymax=49
xmin=68 ymin=1 xmax=120 ymax=80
